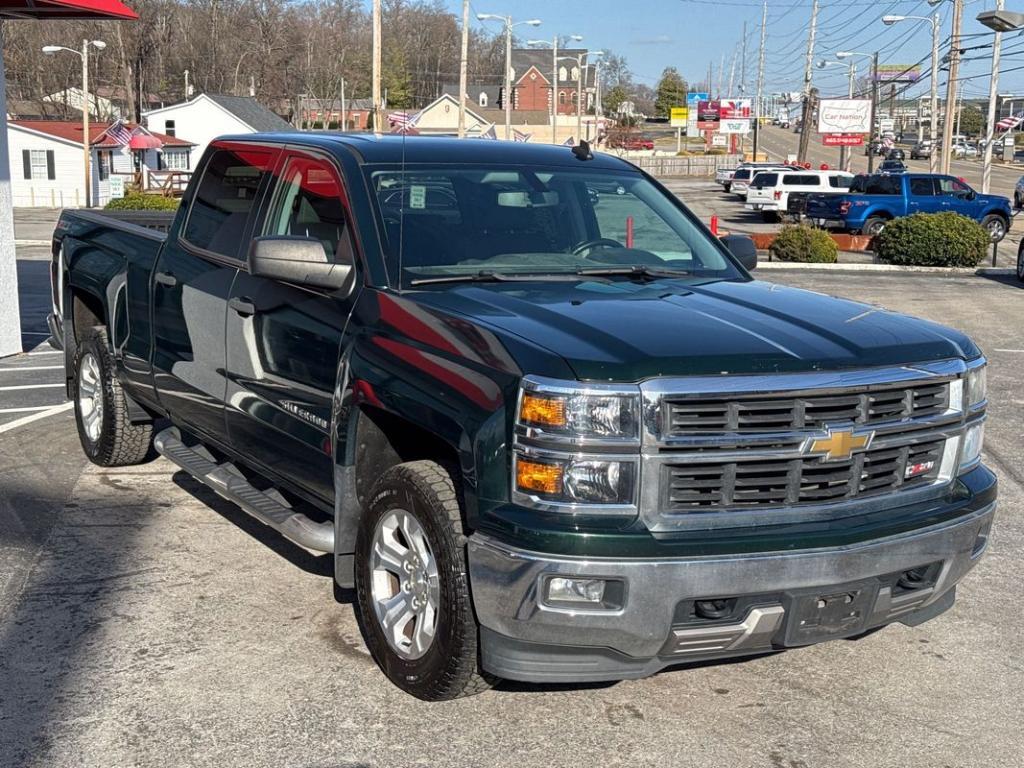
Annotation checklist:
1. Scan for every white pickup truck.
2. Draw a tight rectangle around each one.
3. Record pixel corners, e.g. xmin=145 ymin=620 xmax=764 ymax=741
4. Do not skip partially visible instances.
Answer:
xmin=745 ymin=169 xmax=854 ymax=222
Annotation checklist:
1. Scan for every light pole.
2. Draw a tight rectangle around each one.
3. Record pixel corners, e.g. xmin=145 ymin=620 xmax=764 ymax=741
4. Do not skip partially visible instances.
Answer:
xmin=528 ymin=35 xmax=583 ymax=144
xmin=882 ymin=12 xmax=941 ymax=172
xmin=43 ymin=39 xmax=105 ymax=207
xmin=978 ymin=7 xmax=1024 ymax=192
xmin=817 ymin=58 xmax=856 ymax=170
xmin=837 ymin=51 xmax=879 ymax=172
xmin=478 ymin=13 xmax=542 ymax=139
xmin=940 ymin=0 xmax=964 ymax=175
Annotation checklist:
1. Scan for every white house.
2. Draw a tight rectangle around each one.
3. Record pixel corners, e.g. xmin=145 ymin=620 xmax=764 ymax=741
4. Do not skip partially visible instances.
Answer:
xmin=398 ymin=94 xmax=493 ymax=136
xmin=143 ymin=93 xmax=292 ymax=164
xmin=5 ymin=120 xmax=193 ymax=207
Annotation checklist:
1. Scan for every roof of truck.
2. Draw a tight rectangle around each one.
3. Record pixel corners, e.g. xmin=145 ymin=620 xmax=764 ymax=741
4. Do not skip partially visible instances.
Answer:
xmin=218 ymin=132 xmax=638 ymax=170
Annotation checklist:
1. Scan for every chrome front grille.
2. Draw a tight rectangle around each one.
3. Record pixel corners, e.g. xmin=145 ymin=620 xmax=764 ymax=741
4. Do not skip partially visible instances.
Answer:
xmin=664 ymin=381 xmax=949 ymax=435
xmin=664 ymin=439 xmax=945 ymax=511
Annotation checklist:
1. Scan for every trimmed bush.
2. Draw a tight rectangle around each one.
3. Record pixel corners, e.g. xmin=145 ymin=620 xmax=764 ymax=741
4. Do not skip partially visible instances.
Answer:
xmin=768 ymin=224 xmax=838 ymax=263
xmin=875 ymin=212 xmax=989 ymax=268
xmin=105 ymin=194 xmax=180 ymax=211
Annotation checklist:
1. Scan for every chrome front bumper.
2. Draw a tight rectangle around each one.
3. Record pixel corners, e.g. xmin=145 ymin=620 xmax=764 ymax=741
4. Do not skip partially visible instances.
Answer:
xmin=469 ymin=502 xmax=995 ymax=682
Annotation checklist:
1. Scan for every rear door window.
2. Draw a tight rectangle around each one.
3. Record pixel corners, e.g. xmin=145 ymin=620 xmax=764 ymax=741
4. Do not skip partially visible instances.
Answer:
xmin=829 ymin=175 xmax=854 ymax=189
xmin=183 ymin=146 xmax=276 ymax=259
xmin=782 ymin=174 xmax=819 ymax=186
xmin=864 ymin=175 xmax=901 ymax=195
xmin=909 ymin=177 xmax=937 ymax=196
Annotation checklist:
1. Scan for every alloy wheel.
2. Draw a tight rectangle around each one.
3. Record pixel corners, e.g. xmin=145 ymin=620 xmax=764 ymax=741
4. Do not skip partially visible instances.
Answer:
xmin=369 ymin=509 xmax=440 ymax=660
xmin=77 ymin=352 xmax=104 ymax=444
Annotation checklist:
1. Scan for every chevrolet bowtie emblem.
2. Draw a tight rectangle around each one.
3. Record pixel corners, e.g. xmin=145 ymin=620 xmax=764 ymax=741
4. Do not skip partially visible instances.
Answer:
xmin=808 ymin=428 xmax=873 ymax=461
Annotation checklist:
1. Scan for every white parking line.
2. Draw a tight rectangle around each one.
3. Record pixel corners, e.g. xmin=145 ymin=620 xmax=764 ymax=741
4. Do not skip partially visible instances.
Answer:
xmin=0 ymin=366 xmax=63 ymax=372
xmin=0 ymin=404 xmax=70 ymax=414
xmin=993 ymin=348 xmax=1024 ymax=353
xmin=0 ymin=384 xmax=65 ymax=391
xmin=0 ymin=402 xmax=74 ymax=434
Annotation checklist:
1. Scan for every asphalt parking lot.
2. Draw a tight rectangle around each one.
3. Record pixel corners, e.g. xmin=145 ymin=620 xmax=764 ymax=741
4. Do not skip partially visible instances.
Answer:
xmin=2 ymin=216 xmax=1023 ymax=767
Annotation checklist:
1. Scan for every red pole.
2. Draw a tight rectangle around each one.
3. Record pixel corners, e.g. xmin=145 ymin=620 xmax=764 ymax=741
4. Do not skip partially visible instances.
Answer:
xmin=626 ymin=216 xmax=635 ymax=247
xmin=710 ymin=215 xmax=718 ymax=236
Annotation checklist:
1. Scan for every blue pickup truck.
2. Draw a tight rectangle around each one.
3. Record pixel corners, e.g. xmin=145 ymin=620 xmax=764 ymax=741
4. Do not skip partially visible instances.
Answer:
xmin=806 ymin=173 xmax=1012 ymax=241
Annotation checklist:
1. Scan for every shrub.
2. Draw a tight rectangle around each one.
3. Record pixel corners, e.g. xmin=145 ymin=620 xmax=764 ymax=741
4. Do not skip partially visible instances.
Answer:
xmin=105 ymin=194 xmax=180 ymax=211
xmin=874 ymin=212 xmax=989 ymax=268
xmin=769 ymin=224 xmax=838 ymax=263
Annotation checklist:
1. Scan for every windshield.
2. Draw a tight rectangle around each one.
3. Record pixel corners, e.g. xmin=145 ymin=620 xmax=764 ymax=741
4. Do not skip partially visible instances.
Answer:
xmin=750 ymin=173 xmax=778 ymax=189
xmin=368 ymin=165 xmax=743 ymax=287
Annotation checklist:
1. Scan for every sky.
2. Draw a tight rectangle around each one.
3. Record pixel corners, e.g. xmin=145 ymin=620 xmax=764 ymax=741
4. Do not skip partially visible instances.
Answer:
xmin=434 ymin=0 xmax=1024 ymax=105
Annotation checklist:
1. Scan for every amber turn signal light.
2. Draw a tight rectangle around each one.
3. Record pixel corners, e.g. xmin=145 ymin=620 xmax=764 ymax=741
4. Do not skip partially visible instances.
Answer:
xmin=519 ymin=393 xmax=566 ymax=427
xmin=516 ymin=458 xmax=563 ymax=495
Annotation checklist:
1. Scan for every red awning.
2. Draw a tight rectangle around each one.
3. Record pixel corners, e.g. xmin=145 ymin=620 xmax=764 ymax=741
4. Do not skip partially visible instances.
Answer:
xmin=0 ymin=0 xmax=137 ymax=19
xmin=128 ymin=134 xmax=162 ymax=150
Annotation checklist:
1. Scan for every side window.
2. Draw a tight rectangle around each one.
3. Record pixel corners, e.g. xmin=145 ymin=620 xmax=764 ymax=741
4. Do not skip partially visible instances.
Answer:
xmin=263 ymin=154 xmax=355 ymax=263
xmin=182 ymin=147 xmax=275 ymax=258
xmin=909 ymin=177 xmax=936 ymax=196
xmin=829 ymin=175 xmax=854 ymax=189
xmin=937 ymin=177 xmax=970 ymax=196
xmin=865 ymin=175 xmax=900 ymax=195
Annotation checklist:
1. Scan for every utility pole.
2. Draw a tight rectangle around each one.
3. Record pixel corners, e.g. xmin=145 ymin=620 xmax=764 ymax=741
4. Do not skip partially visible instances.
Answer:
xmin=717 ymin=54 xmax=725 ymax=98
xmin=753 ymin=0 xmax=767 ymax=161
xmin=981 ymin=0 xmax=1004 ymax=193
xmin=81 ymin=39 xmax=91 ymax=207
xmin=457 ymin=0 xmax=469 ymax=138
xmin=372 ymin=0 xmax=382 ymax=132
xmin=868 ymin=52 xmax=879 ymax=173
xmin=940 ymin=0 xmax=964 ymax=175
xmin=740 ymin=21 xmax=748 ymax=97
xmin=340 ymin=78 xmax=346 ymax=131
xmin=797 ymin=0 xmax=819 ymax=163
xmin=727 ymin=47 xmax=737 ymax=98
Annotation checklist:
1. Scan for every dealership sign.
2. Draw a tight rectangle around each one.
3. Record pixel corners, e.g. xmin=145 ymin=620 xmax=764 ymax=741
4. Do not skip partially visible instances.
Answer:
xmin=719 ymin=119 xmax=751 ymax=134
xmin=697 ymin=99 xmax=720 ymax=129
xmin=818 ymin=99 xmax=872 ymax=135
xmin=874 ymin=64 xmax=921 ymax=83
xmin=822 ymin=134 xmax=865 ymax=147
xmin=670 ymin=106 xmax=688 ymax=127
xmin=720 ymin=99 xmax=751 ymax=119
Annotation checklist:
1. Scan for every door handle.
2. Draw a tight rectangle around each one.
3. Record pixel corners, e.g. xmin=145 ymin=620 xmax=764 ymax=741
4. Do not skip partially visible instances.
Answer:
xmin=154 ymin=271 xmax=177 ymax=287
xmin=229 ymin=297 xmax=256 ymax=317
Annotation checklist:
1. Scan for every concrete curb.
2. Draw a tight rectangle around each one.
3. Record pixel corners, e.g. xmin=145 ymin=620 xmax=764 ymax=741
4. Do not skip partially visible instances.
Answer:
xmin=15 ymin=240 xmax=50 ymax=247
xmin=756 ymin=261 xmax=1015 ymax=276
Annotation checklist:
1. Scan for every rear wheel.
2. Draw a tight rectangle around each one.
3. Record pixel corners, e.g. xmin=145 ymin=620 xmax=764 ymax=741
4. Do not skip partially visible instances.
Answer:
xmin=355 ymin=461 xmax=494 ymax=701
xmin=761 ymin=210 xmax=779 ymax=223
xmin=981 ymin=214 xmax=1008 ymax=243
xmin=73 ymin=327 xmax=153 ymax=466
xmin=723 ymin=183 xmax=731 ymax=193
xmin=1016 ymin=241 xmax=1024 ymax=283
xmin=862 ymin=217 xmax=887 ymax=237
xmin=1015 ymin=192 xmax=1023 ymax=210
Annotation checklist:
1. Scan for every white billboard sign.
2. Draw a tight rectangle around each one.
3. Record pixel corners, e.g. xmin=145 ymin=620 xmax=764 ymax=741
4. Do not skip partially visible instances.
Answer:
xmin=817 ymin=99 xmax=872 ymax=135
xmin=719 ymin=119 xmax=751 ymax=134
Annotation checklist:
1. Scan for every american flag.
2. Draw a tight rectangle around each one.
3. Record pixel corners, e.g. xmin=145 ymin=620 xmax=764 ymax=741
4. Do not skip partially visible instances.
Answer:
xmin=512 ymin=128 xmax=532 ymax=143
xmin=478 ymin=125 xmax=498 ymax=140
xmin=387 ymin=110 xmax=421 ymax=133
xmin=996 ymin=113 xmax=1024 ymax=132
xmin=106 ymin=119 xmax=133 ymax=145
xmin=562 ymin=136 xmax=575 ymax=146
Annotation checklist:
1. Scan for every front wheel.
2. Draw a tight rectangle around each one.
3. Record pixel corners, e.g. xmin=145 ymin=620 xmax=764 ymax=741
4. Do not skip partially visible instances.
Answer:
xmin=981 ymin=214 xmax=1008 ymax=243
xmin=1016 ymin=241 xmax=1024 ymax=283
xmin=1015 ymin=192 xmax=1023 ymax=210
xmin=355 ymin=461 xmax=494 ymax=701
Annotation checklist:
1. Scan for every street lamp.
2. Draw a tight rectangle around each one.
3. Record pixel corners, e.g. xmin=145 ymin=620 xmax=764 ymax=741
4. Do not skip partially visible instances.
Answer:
xmin=555 ymin=50 xmax=604 ymax=142
xmin=477 ymin=13 xmax=542 ymax=140
xmin=837 ymin=51 xmax=880 ymax=172
xmin=43 ymin=39 xmax=106 ymax=207
xmin=882 ymin=14 xmax=941 ymax=172
xmin=528 ymin=35 xmax=583 ymax=145
xmin=978 ymin=6 xmax=1024 ymax=193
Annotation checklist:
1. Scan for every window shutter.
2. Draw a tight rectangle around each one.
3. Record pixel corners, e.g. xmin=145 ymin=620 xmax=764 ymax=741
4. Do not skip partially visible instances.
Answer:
xmin=46 ymin=151 xmax=56 ymax=180
xmin=22 ymin=150 xmax=31 ymax=179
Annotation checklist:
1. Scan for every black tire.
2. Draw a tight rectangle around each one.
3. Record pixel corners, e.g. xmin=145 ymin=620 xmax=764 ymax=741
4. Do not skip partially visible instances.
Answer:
xmin=73 ymin=327 xmax=153 ymax=466
xmin=862 ymin=217 xmax=887 ymax=237
xmin=981 ymin=214 xmax=1008 ymax=243
xmin=723 ymin=183 xmax=731 ymax=193
xmin=1016 ymin=241 xmax=1024 ymax=283
xmin=761 ymin=210 xmax=780 ymax=223
xmin=1015 ymin=192 xmax=1022 ymax=211
xmin=355 ymin=460 xmax=494 ymax=701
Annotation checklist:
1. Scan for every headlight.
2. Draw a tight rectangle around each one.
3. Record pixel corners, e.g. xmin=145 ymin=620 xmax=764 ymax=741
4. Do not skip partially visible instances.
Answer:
xmin=515 ymin=454 xmax=637 ymax=505
xmin=959 ymin=422 xmax=985 ymax=472
xmin=966 ymin=364 xmax=987 ymax=410
xmin=519 ymin=390 xmax=639 ymax=440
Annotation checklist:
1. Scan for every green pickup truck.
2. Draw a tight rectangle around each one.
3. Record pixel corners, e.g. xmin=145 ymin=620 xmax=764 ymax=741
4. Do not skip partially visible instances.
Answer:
xmin=49 ymin=134 xmax=995 ymax=701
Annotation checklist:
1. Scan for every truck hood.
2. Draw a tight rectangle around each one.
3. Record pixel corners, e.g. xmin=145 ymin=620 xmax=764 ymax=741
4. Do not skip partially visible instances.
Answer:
xmin=411 ymin=277 xmax=980 ymax=381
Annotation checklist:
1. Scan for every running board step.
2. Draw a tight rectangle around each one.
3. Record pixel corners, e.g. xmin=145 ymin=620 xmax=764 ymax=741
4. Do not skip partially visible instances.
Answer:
xmin=154 ymin=427 xmax=334 ymax=553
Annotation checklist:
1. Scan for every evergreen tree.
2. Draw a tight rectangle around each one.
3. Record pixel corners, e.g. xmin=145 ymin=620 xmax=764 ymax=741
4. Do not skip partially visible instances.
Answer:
xmin=654 ymin=67 xmax=688 ymax=117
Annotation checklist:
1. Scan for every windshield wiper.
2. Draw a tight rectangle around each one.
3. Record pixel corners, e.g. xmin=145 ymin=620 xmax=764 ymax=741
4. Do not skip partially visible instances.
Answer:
xmin=409 ymin=270 xmax=600 ymax=286
xmin=574 ymin=265 xmax=691 ymax=280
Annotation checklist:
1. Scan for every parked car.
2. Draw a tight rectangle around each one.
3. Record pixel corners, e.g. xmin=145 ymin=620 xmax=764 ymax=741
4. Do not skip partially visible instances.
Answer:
xmin=953 ymin=142 xmax=979 ymax=159
xmin=50 ymin=135 xmax=996 ymax=700
xmin=910 ymin=141 xmax=933 ymax=160
xmin=806 ymin=172 xmax=1012 ymax=240
xmin=879 ymin=159 xmax=908 ymax=174
xmin=1014 ymin=174 xmax=1024 ymax=209
xmin=717 ymin=161 xmax=791 ymax=193
xmin=730 ymin=164 xmax=797 ymax=197
xmin=744 ymin=169 xmax=854 ymax=222
xmin=607 ymin=133 xmax=655 ymax=151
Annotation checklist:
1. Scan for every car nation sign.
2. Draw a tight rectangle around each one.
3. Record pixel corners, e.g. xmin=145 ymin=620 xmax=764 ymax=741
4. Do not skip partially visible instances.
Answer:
xmin=817 ymin=99 xmax=872 ymax=135
xmin=822 ymin=134 xmax=865 ymax=147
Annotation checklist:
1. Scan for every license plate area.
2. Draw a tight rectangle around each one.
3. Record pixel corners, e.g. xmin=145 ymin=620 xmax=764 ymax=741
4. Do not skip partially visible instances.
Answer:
xmin=783 ymin=580 xmax=879 ymax=646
